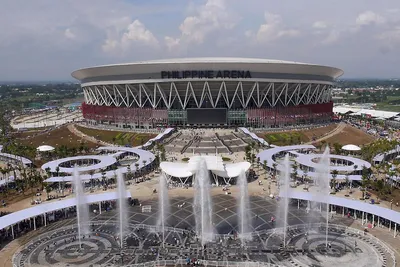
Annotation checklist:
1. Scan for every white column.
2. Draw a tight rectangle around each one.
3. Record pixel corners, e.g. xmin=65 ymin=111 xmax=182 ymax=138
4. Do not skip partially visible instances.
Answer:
xmin=99 ymin=202 xmax=102 ymax=214
xmin=44 ymin=213 xmax=47 ymax=227
xmin=297 ymin=199 xmax=300 ymax=209
xmin=11 ymin=225 xmax=14 ymax=240
xmin=372 ymin=214 xmax=375 ymax=228
xmin=33 ymin=217 xmax=36 ymax=230
xmin=342 ymin=207 xmax=345 ymax=217
xmin=362 ymin=212 xmax=364 ymax=225
xmin=394 ymin=224 xmax=397 ymax=238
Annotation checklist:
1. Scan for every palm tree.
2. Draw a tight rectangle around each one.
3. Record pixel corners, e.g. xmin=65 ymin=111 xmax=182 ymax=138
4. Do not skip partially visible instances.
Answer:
xmin=291 ymin=162 xmax=298 ymax=187
xmin=45 ymin=184 xmax=52 ymax=200
xmin=272 ymin=162 xmax=278 ymax=180
xmin=89 ymin=170 xmax=95 ymax=190
xmin=331 ymin=170 xmax=338 ymax=192
xmin=344 ymin=173 xmax=350 ymax=190
xmin=263 ymin=160 xmax=268 ymax=179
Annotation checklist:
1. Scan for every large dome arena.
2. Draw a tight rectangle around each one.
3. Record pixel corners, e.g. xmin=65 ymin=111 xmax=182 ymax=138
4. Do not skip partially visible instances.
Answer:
xmin=72 ymin=57 xmax=343 ymax=128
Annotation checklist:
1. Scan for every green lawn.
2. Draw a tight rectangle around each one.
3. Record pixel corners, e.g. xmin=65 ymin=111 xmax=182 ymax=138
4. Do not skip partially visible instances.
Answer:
xmin=261 ymin=132 xmax=308 ymax=146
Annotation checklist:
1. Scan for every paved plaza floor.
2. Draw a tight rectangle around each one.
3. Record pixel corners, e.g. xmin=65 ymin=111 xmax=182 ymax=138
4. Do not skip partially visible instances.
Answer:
xmin=12 ymin=194 xmax=394 ymax=267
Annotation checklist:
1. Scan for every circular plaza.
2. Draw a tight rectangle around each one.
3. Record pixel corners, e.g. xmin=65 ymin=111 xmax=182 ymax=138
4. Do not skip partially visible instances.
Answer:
xmin=12 ymin=195 xmax=394 ymax=267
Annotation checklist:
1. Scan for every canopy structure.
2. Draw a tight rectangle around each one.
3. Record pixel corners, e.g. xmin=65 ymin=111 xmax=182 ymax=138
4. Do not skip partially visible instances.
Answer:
xmin=0 ymin=152 xmax=32 ymax=166
xmin=281 ymin=190 xmax=400 ymax=224
xmin=239 ymin=127 xmax=269 ymax=146
xmin=257 ymin=144 xmax=370 ymax=181
xmin=37 ymin=145 xmax=55 ymax=152
xmin=44 ymin=146 xmax=155 ymax=182
xmin=0 ymin=191 xmax=131 ymax=230
xmin=160 ymin=156 xmax=251 ymax=185
xmin=41 ymin=155 xmax=117 ymax=173
xmin=142 ymin=128 xmax=174 ymax=148
xmin=342 ymin=144 xmax=361 ymax=152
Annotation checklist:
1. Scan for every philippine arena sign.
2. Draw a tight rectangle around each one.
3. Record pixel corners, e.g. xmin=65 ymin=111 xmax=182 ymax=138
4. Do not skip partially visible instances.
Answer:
xmin=161 ymin=70 xmax=252 ymax=79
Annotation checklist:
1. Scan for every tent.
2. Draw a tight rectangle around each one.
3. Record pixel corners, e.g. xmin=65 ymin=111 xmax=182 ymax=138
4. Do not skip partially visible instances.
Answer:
xmin=37 ymin=145 xmax=55 ymax=152
xmin=342 ymin=144 xmax=361 ymax=152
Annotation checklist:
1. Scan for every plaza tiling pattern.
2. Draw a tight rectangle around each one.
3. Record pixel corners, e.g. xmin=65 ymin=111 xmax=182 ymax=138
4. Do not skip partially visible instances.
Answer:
xmin=13 ymin=195 xmax=393 ymax=267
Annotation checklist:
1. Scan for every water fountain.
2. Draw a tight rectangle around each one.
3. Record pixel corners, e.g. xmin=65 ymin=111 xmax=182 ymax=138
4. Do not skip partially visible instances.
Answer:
xmin=314 ymin=146 xmax=331 ymax=247
xmin=157 ymin=172 xmax=170 ymax=247
xmin=193 ymin=158 xmax=214 ymax=246
xmin=72 ymin=167 xmax=90 ymax=249
xmin=237 ymin=170 xmax=252 ymax=243
xmin=116 ymin=169 xmax=128 ymax=248
xmin=277 ymin=154 xmax=290 ymax=248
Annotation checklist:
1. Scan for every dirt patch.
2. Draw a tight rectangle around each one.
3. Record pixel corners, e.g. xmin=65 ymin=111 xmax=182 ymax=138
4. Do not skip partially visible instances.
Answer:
xmin=257 ymin=124 xmax=338 ymax=146
xmin=301 ymin=124 xmax=337 ymax=140
xmin=13 ymin=126 xmax=97 ymax=149
xmin=320 ymin=125 xmax=375 ymax=146
xmin=75 ymin=125 xmax=157 ymax=147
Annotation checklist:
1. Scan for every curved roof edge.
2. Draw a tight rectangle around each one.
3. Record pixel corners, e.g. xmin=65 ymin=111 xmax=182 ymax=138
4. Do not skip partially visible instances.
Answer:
xmin=72 ymin=57 xmax=344 ymax=81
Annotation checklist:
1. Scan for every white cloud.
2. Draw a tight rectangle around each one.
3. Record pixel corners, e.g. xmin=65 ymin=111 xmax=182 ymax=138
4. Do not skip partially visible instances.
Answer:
xmin=102 ymin=19 xmax=159 ymax=53
xmin=356 ymin=11 xmax=385 ymax=26
xmin=64 ymin=28 xmax=75 ymax=39
xmin=321 ymin=30 xmax=341 ymax=45
xmin=164 ymin=36 xmax=180 ymax=51
xmin=121 ymin=20 xmax=158 ymax=47
xmin=250 ymin=12 xmax=300 ymax=43
xmin=165 ymin=0 xmax=239 ymax=50
xmin=1 ymin=0 xmax=400 ymax=80
xmin=312 ymin=21 xmax=328 ymax=29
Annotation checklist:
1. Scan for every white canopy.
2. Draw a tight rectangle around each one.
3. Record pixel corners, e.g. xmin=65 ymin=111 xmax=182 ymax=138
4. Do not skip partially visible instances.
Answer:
xmin=342 ymin=144 xmax=361 ymax=151
xmin=37 ymin=145 xmax=55 ymax=152
xmin=160 ymin=156 xmax=251 ymax=178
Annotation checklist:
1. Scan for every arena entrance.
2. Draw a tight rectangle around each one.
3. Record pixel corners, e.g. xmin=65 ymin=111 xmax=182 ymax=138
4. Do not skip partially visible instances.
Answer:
xmin=186 ymin=108 xmax=227 ymax=126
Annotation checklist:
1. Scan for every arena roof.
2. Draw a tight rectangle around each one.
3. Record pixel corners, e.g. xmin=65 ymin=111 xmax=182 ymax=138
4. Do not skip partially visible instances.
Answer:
xmin=72 ymin=57 xmax=344 ymax=83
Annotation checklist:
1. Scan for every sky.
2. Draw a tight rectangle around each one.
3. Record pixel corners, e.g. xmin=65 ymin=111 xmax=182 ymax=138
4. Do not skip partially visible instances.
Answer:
xmin=0 ymin=0 xmax=399 ymax=81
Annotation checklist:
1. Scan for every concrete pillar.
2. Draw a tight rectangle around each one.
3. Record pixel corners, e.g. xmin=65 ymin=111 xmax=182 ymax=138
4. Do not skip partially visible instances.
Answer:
xmin=373 ymin=215 xmax=375 ymax=228
xmin=394 ymin=224 xmax=397 ymax=238
xmin=44 ymin=213 xmax=47 ymax=227
xmin=362 ymin=212 xmax=364 ymax=225
xmin=99 ymin=202 xmax=102 ymax=214
xmin=11 ymin=225 xmax=14 ymax=239
xmin=33 ymin=217 xmax=36 ymax=230
xmin=342 ymin=207 xmax=345 ymax=217
xmin=297 ymin=199 xmax=300 ymax=209
xmin=390 ymin=221 xmax=392 ymax=232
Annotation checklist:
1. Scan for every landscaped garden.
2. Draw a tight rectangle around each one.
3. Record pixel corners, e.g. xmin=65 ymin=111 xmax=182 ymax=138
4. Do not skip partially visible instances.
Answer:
xmin=75 ymin=125 xmax=157 ymax=147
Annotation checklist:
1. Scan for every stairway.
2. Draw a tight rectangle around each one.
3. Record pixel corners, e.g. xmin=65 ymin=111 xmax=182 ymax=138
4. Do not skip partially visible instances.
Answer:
xmin=215 ymin=133 xmax=232 ymax=154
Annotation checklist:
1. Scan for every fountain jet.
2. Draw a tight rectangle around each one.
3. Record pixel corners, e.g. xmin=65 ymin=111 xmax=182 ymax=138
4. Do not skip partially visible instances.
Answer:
xmin=315 ymin=146 xmax=331 ymax=247
xmin=193 ymin=158 xmax=214 ymax=246
xmin=237 ymin=170 xmax=252 ymax=243
xmin=157 ymin=172 xmax=170 ymax=247
xmin=277 ymin=154 xmax=290 ymax=248
xmin=116 ymin=169 xmax=128 ymax=249
xmin=72 ymin=167 xmax=90 ymax=249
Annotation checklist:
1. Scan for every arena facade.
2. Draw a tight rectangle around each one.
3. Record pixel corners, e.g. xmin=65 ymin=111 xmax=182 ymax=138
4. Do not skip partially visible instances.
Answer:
xmin=72 ymin=58 xmax=343 ymax=129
